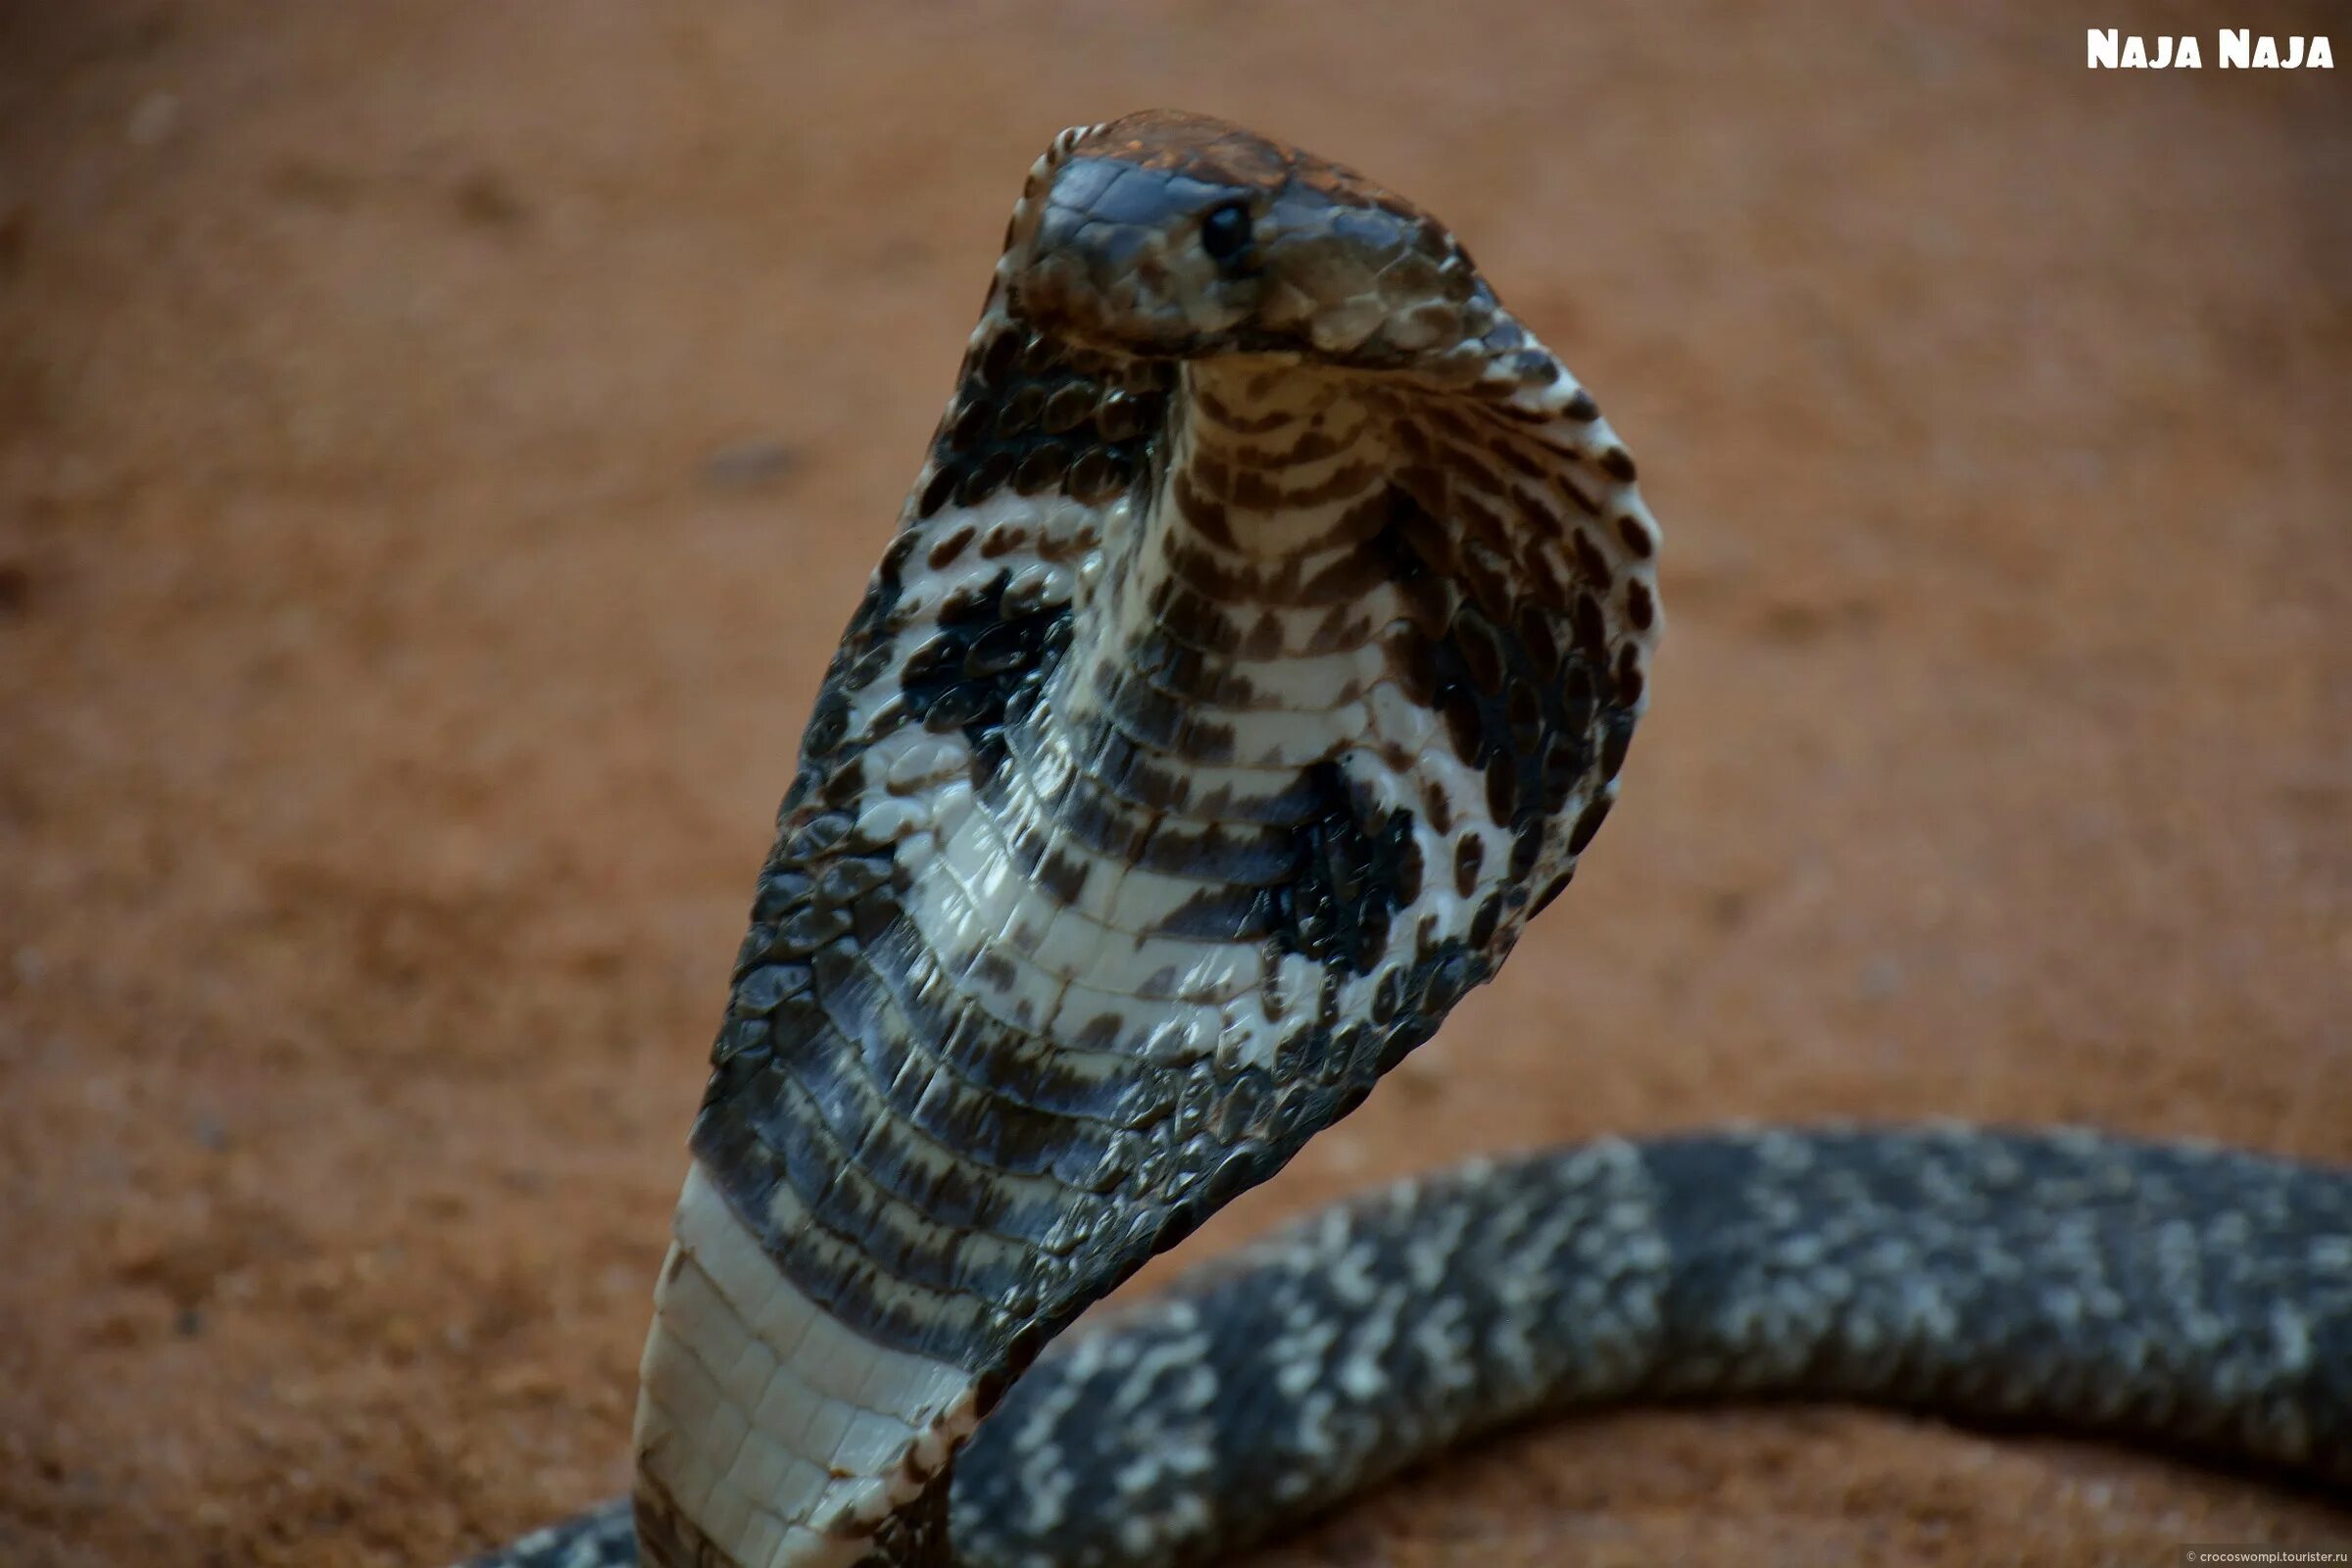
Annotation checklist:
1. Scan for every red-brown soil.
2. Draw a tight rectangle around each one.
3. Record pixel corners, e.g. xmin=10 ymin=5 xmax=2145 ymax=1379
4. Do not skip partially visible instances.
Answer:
xmin=2 ymin=4 xmax=2346 ymax=1564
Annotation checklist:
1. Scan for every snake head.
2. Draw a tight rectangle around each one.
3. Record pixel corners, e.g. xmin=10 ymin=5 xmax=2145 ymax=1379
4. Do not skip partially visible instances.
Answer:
xmin=1009 ymin=109 xmax=1499 ymax=376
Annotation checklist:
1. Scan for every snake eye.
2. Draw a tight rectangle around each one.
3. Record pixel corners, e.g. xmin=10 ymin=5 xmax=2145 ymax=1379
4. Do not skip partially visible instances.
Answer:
xmin=1199 ymin=201 xmax=1253 ymax=266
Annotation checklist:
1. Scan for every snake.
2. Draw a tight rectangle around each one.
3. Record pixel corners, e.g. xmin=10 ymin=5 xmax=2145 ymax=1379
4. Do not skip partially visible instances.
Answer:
xmin=464 ymin=111 xmax=2352 ymax=1568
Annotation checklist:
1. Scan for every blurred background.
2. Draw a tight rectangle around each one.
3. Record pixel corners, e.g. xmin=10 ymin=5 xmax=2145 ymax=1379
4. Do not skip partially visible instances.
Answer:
xmin=1 ymin=3 xmax=2345 ymax=1564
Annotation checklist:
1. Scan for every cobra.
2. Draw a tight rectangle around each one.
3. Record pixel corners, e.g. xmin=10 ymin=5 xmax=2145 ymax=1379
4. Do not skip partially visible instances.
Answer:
xmin=470 ymin=112 xmax=2350 ymax=1568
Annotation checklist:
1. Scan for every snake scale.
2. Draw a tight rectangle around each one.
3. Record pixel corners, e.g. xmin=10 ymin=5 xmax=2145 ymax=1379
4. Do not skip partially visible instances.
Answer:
xmin=466 ymin=112 xmax=2352 ymax=1568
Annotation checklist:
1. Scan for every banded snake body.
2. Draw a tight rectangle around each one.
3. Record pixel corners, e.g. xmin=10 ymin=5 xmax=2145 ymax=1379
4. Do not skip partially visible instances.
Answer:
xmin=472 ymin=112 xmax=2352 ymax=1568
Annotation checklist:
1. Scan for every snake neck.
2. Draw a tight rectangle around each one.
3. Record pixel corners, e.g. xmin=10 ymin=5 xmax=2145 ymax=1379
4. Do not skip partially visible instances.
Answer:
xmin=1052 ymin=355 xmax=1421 ymax=832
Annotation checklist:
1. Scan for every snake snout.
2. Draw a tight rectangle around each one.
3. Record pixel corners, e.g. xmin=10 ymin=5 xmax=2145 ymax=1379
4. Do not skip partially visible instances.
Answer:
xmin=1020 ymin=156 xmax=1257 ymax=355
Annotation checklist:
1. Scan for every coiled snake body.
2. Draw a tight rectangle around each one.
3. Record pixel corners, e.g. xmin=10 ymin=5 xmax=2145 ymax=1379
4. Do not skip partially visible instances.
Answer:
xmin=471 ymin=113 xmax=2351 ymax=1568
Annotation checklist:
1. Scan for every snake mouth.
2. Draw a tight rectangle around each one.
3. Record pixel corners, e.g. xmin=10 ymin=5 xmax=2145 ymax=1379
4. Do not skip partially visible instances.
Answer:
xmin=1010 ymin=244 xmax=1491 ymax=383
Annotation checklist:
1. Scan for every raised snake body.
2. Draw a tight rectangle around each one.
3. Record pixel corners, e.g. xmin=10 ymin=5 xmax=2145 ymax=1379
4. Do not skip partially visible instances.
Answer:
xmin=468 ymin=113 xmax=2352 ymax=1568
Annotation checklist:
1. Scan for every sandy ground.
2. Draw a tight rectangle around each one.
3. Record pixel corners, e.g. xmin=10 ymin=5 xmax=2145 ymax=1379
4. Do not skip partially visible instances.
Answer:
xmin=2 ymin=3 xmax=2348 ymax=1564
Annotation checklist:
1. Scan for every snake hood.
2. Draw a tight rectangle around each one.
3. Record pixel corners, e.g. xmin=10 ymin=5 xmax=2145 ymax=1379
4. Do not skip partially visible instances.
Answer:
xmin=632 ymin=110 xmax=1663 ymax=1568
